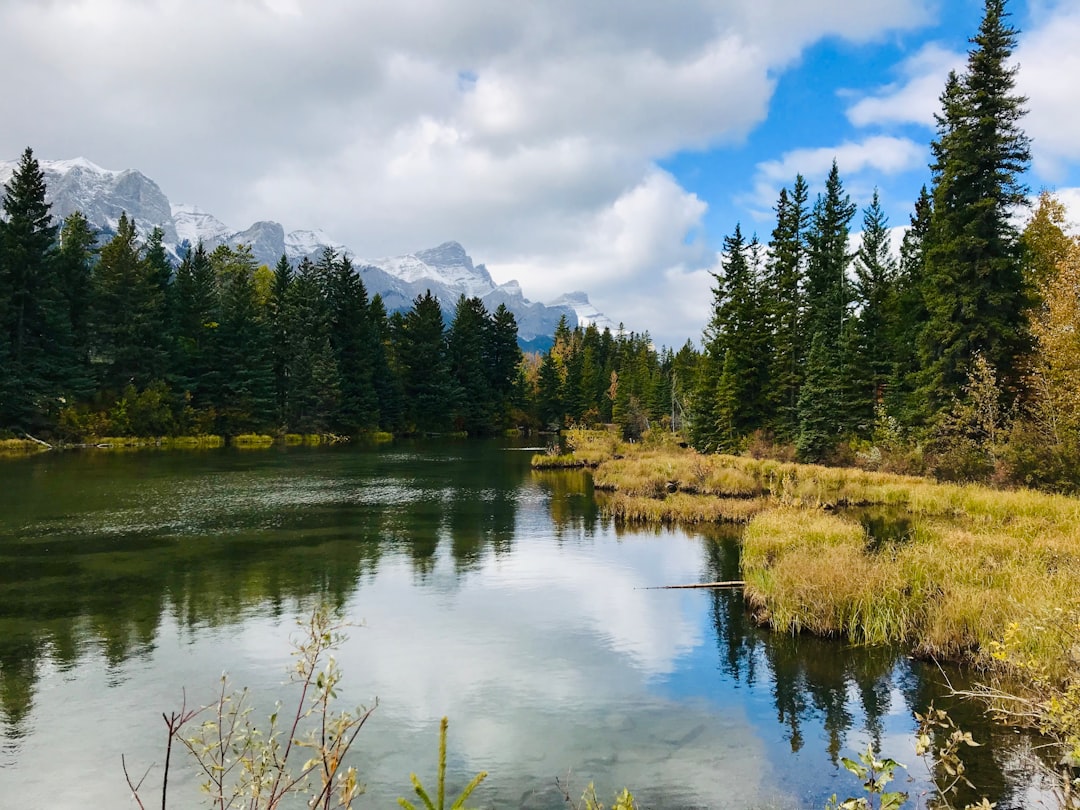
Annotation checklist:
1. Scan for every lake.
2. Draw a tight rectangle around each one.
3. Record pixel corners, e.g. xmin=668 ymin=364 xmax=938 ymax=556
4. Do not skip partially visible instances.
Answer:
xmin=0 ymin=440 xmax=1051 ymax=809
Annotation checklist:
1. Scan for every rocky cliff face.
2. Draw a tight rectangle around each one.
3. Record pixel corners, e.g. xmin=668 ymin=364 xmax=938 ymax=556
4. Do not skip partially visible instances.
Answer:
xmin=0 ymin=156 xmax=615 ymax=344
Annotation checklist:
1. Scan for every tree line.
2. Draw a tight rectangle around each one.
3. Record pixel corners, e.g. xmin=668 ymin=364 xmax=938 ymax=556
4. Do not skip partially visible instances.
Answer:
xmin=688 ymin=0 xmax=1080 ymax=490
xmin=0 ymin=150 xmax=685 ymax=441
xmin=0 ymin=160 xmax=531 ymax=439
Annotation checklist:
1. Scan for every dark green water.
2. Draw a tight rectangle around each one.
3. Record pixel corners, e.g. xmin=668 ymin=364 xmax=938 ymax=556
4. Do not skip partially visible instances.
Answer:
xmin=0 ymin=441 xmax=1053 ymax=808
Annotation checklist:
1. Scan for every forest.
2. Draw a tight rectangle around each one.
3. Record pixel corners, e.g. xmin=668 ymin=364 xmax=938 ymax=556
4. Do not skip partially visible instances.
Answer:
xmin=2 ymin=0 xmax=1079 ymax=492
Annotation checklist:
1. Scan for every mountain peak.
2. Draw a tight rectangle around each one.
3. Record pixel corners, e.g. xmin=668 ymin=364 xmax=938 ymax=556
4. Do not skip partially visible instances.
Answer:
xmin=415 ymin=241 xmax=471 ymax=269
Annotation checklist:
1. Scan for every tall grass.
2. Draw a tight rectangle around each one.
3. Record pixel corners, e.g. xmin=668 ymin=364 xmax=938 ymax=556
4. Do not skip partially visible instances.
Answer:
xmin=538 ymin=435 xmax=1080 ymax=721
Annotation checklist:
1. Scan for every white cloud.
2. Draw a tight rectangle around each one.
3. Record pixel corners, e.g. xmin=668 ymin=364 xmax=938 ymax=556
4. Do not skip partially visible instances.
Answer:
xmin=846 ymin=43 xmax=965 ymax=128
xmin=0 ymin=0 xmax=935 ymax=345
xmin=1017 ymin=5 xmax=1080 ymax=181
xmin=745 ymin=136 xmax=926 ymax=218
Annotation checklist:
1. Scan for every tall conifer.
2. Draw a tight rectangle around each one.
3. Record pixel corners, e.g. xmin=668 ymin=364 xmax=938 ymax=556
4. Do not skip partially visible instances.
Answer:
xmin=917 ymin=0 xmax=1031 ymax=422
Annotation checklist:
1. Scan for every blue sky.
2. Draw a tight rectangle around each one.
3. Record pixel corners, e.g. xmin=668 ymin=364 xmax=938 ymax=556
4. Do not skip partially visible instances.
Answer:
xmin=667 ymin=0 xmax=1080 ymax=256
xmin=2 ymin=0 xmax=1078 ymax=347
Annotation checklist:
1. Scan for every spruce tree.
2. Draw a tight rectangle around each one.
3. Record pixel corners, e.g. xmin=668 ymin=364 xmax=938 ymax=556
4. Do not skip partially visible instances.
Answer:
xmin=692 ymin=224 xmax=769 ymax=451
xmin=917 ymin=0 xmax=1031 ymax=422
xmin=0 ymin=147 xmax=70 ymax=430
xmin=447 ymin=295 xmax=493 ymax=434
xmin=889 ymin=186 xmax=933 ymax=422
xmin=56 ymin=211 xmax=98 ymax=401
xmin=210 ymin=244 xmax=275 ymax=433
xmin=487 ymin=303 xmax=522 ymax=428
xmin=90 ymin=212 xmax=168 ymax=392
xmin=850 ymin=189 xmax=898 ymax=431
xmin=764 ymin=176 xmax=809 ymax=441
xmin=797 ymin=162 xmax=856 ymax=459
xmin=322 ymin=250 xmax=376 ymax=433
xmin=171 ymin=242 xmax=219 ymax=409
xmin=394 ymin=290 xmax=456 ymax=433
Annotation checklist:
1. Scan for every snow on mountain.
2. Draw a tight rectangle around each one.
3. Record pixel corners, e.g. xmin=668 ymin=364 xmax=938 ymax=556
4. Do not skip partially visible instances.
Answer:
xmin=2 ymin=155 xmax=619 ymax=343
xmin=286 ymin=229 xmax=344 ymax=260
xmin=0 ymin=156 xmax=178 ymax=244
xmin=548 ymin=291 xmax=618 ymax=332
xmin=172 ymin=203 xmax=232 ymax=245
xmin=369 ymin=241 xmax=497 ymax=299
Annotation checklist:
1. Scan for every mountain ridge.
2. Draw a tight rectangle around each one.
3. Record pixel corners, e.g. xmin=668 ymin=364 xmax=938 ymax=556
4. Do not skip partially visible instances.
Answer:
xmin=0 ymin=156 xmax=617 ymax=343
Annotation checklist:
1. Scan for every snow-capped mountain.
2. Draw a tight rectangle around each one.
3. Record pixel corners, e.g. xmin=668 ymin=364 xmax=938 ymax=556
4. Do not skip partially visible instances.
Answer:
xmin=547 ymin=291 xmax=619 ymax=333
xmin=0 ymin=156 xmax=178 ymax=244
xmin=0 ymin=155 xmax=616 ymax=344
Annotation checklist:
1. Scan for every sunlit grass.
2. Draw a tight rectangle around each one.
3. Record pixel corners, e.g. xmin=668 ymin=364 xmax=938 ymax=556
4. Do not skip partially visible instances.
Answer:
xmin=538 ymin=434 xmax=1080 ymax=708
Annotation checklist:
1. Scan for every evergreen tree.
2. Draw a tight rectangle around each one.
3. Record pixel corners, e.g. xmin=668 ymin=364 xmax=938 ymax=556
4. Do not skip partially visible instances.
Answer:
xmin=917 ymin=0 xmax=1031 ymax=423
xmin=850 ymin=189 xmax=897 ymax=431
xmin=209 ymin=244 xmax=275 ymax=433
xmin=797 ymin=162 xmax=856 ymax=458
xmin=890 ymin=186 xmax=933 ymax=420
xmin=56 ymin=211 xmax=98 ymax=401
xmin=322 ymin=250 xmax=376 ymax=433
xmin=692 ymin=224 xmax=769 ymax=451
xmin=447 ymin=295 xmax=493 ymax=434
xmin=487 ymin=303 xmax=522 ymax=428
xmin=0 ymin=147 xmax=70 ymax=430
xmin=90 ymin=212 xmax=168 ymax=392
xmin=171 ymin=242 xmax=219 ymax=409
xmin=764 ymin=176 xmax=809 ymax=440
xmin=368 ymin=293 xmax=403 ymax=431
xmin=267 ymin=253 xmax=293 ymax=425
xmin=394 ymin=290 xmax=456 ymax=433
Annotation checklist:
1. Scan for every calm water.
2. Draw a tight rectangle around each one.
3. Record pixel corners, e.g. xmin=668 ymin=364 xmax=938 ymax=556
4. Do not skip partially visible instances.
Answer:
xmin=0 ymin=441 xmax=1051 ymax=809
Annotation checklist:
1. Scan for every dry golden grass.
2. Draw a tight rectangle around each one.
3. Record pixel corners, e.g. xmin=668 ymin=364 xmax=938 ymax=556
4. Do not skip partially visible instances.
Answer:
xmin=743 ymin=502 xmax=1080 ymax=681
xmin=541 ymin=435 xmax=1080 ymax=695
xmin=0 ymin=438 xmax=48 ymax=455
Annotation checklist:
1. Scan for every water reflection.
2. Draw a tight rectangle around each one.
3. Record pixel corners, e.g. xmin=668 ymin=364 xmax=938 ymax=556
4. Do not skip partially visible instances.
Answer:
xmin=0 ymin=443 xmax=1052 ymax=808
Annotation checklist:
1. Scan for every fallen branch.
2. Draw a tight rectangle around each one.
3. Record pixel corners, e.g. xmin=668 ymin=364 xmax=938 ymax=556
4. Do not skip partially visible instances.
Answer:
xmin=23 ymin=433 xmax=53 ymax=450
xmin=639 ymin=580 xmax=745 ymax=590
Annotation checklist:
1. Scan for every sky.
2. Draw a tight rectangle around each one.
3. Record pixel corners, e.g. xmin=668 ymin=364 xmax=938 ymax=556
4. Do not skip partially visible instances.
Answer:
xmin=3 ymin=0 xmax=1080 ymax=349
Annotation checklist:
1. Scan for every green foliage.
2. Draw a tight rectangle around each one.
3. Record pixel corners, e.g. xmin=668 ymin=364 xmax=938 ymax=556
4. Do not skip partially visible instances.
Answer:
xmin=569 ymin=784 xmax=636 ymax=810
xmin=125 ymin=606 xmax=375 ymax=810
xmin=929 ymin=354 xmax=1009 ymax=481
xmin=398 ymin=717 xmax=487 ymax=810
xmin=917 ymin=0 xmax=1032 ymax=422
xmin=394 ymin=290 xmax=457 ymax=433
xmin=826 ymin=744 xmax=907 ymax=810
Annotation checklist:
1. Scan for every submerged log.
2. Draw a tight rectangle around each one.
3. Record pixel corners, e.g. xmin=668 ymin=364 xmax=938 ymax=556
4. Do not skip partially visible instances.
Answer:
xmin=640 ymin=580 xmax=745 ymax=590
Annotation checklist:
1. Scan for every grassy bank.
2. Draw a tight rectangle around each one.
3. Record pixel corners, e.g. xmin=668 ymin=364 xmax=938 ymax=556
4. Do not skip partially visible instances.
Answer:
xmin=534 ymin=430 xmax=1080 ymax=754
xmin=0 ymin=438 xmax=50 ymax=456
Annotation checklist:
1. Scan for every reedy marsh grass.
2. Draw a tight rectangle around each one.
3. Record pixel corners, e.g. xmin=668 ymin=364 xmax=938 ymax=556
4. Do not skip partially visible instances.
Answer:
xmin=534 ymin=430 xmax=1080 ymax=753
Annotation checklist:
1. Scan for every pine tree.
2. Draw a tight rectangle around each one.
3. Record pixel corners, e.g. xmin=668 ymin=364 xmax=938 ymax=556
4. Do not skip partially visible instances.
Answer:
xmin=321 ymin=250 xmax=376 ymax=433
xmin=797 ymin=162 xmax=856 ymax=458
xmin=917 ymin=0 xmax=1031 ymax=423
xmin=394 ymin=290 xmax=456 ymax=433
xmin=447 ymin=295 xmax=493 ymax=434
xmin=764 ymin=176 xmax=809 ymax=440
xmin=90 ymin=212 xmax=168 ymax=392
xmin=890 ymin=186 xmax=933 ymax=421
xmin=0 ymin=147 xmax=70 ymax=430
xmin=850 ymin=189 xmax=898 ymax=431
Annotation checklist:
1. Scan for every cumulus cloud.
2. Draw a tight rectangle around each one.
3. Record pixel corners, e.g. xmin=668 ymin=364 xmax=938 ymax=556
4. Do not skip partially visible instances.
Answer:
xmin=0 ymin=0 xmax=935 ymax=345
xmin=744 ymin=135 xmax=926 ymax=220
xmin=844 ymin=4 xmax=1080 ymax=189
xmin=1017 ymin=5 xmax=1080 ymax=181
xmin=846 ymin=43 xmax=965 ymax=128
